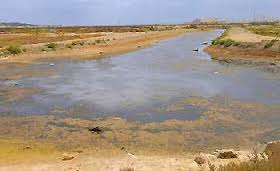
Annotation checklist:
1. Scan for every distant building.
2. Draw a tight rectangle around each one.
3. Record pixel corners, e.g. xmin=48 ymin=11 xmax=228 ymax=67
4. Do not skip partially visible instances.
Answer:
xmin=191 ymin=18 xmax=221 ymax=24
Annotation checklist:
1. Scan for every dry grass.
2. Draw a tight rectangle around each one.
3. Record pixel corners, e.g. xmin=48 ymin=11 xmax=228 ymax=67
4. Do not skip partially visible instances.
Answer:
xmin=0 ymin=25 xmax=178 ymax=35
xmin=248 ymin=26 xmax=280 ymax=37
xmin=0 ymin=33 xmax=102 ymax=47
xmin=217 ymin=158 xmax=280 ymax=171
xmin=217 ymin=143 xmax=280 ymax=171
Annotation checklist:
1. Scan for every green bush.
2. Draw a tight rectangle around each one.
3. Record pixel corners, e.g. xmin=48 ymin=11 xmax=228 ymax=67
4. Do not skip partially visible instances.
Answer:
xmin=45 ymin=43 xmax=57 ymax=49
xmin=6 ymin=45 xmax=22 ymax=55
xmin=212 ymin=39 xmax=240 ymax=47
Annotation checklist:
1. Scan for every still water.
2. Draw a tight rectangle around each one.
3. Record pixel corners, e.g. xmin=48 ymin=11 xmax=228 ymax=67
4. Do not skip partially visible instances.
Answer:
xmin=2 ymin=30 xmax=280 ymax=122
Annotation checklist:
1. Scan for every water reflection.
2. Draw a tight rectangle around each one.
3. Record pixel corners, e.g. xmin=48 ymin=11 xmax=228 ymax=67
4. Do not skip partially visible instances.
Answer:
xmin=1 ymin=30 xmax=280 ymax=122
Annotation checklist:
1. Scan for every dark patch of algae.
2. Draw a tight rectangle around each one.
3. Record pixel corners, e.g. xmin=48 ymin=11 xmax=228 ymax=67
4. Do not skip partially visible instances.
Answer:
xmin=0 ymin=96 xmax=280 ymax=165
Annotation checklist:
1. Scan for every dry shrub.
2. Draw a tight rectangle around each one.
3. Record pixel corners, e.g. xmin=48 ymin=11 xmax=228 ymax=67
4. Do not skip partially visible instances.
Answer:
xmin=217 ymin=159 xmax=280 ymax=171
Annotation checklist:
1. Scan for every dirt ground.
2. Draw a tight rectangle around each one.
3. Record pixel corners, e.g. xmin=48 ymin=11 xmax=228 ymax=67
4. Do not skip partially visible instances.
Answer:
xmin=205 ymin=27 xmax=280 ymax=71
xmin=222 ymin=27 xmax=277 ymax=43
xmin=0 ymin=29 xmax=197 ymax=64
xmin=0 ymin=153 xmax=250 ymax=171
xmin=0 ymin=96 xmax=279 ymax=170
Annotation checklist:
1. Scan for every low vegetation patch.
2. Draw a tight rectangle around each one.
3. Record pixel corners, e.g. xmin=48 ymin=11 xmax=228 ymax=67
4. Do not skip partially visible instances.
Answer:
xmin=264 ymin=39 xmax=279 ymax=49
xmin=45 ymin=43 xmax=58 ymax=50
xmin=71 ymin=41 xmax=85 ymax=46
xmin=5 ymin=44 xmax=22 ymax=55
xmin=248 ymin=26 xmax=280 ymax=37
xmin=212 ymin=39 xmax=240 ymax=47
xmin=95 ymin=39 xmax=107 ymax=44
xmin=211 ymin=29 xmax=240 ymax=47
xmin=217 ymin=143 xmax=280 ymax=171
xmin=217 ymin=158 xmax=280 ymax=171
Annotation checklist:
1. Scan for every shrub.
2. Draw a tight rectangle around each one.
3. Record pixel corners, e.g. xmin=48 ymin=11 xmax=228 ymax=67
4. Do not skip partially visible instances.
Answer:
xmin=71 ymin=41 xmax=84 ymax=46
xmin=88 ymin=42 xmax=96 ymax=46
xmin=95 ymin=39 xmax=102 ymax=44
xmin=223 ymin=39 xmax=238 ymax=47
xmin=45 ymin=43 xmax=57 ymax=49
xmin=264 ymin=39 xmax=278 ymax=49
xmin=71 ymin=41 xmax=78 ymax=46
xmin=217 ymin=159 xmax=280 ymax=171
xmin=212 ymin=39 xmax=240 ymax=47
xmin=79 ymin=41 xmax=85 ymax=46
xmin=66 ymin=44 xmax=73 ymax=49
xmin=6 ymin=45 xmax=22 ymax=55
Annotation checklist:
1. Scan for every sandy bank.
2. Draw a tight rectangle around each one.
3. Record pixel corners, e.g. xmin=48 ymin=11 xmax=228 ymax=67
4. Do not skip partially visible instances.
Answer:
xmin=223 ymin=27 xmax=276 ymax=43
xmin=205 ymin=46 xmax=280 ymax=72
xmin=0 ymin=29 xmax=197 ymax=64
xmin=205 ymin=27 xmax=280 ymax=71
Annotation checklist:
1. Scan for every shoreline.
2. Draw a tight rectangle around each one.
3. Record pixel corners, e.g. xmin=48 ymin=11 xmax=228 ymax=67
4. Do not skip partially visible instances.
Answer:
xmin=0 ymin=29 xmax=199 ymax=64
xmin=205 ymin=46 xmax=280 ymax=72
xmin=205 ymin=27 xmax=280 ymax=72
xmin=0 ymin=114 xmax=261 ymax=171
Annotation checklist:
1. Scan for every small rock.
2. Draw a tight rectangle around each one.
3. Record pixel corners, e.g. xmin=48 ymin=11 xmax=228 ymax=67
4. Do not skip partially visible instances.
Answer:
xmin=99 ymin=51 xmax=104 ymax=54
xmin=50 ymin=63 xmax=54 ymax=67
xmin=62 ymin=153 xmax=75 ymax=161
xmin=194 ymin=156 xmax=206 ymax=165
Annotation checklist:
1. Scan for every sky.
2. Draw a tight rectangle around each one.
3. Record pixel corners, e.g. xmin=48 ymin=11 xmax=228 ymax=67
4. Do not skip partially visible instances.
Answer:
xmin=0 ymin=0 xmax=279 ymax=25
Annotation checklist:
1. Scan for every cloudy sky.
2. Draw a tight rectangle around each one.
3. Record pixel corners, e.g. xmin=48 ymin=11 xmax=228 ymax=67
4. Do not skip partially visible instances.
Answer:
xmin=0 ymin=0 xmax=279 ymax=25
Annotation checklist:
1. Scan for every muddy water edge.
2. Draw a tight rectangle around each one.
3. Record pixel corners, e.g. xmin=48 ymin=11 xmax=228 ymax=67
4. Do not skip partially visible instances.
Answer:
xmin=0 ymin=30 xmax=280 ymax=165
